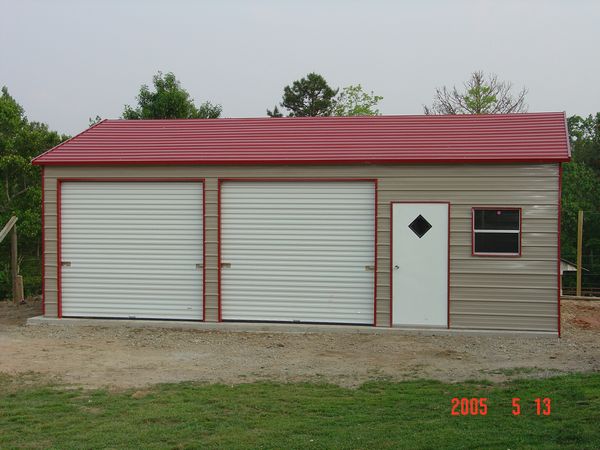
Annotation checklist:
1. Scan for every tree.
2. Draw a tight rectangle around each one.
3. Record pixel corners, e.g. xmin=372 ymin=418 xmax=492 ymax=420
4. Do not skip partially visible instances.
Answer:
xmin=0 ymin=86 xmax=68 ymax=298
xmin=332 ymin=84 xmax=383 ymax=116
xmin=267 ymin=73 xmax=338 ymax=117
xmin=123 ymin=72 xmax=222 ymax=120
xmin=424 ymin=71 xmax=527 ymax=115
xmin=88 ymin=115 xmax=103 ymax=127
xmin=561 ymin=114 xmax=600 ymax=289
xmin=561 ymin=161 xmax=600 ymax=286
xmin=568 ymin=113 xmax=600 ymax=172
xmin=561 ymin=162 xmax=600 ymax=255
xmin=266 ymin=105 xmax=283 ymax=118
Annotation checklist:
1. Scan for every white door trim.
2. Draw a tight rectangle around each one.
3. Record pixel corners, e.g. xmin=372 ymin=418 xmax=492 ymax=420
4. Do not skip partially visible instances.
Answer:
xmin=390 ymin=201 xmax=450 ymax=328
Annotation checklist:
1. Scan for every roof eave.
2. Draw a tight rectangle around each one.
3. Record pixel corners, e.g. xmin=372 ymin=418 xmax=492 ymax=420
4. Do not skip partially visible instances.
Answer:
xmin=31 ymin=118 xmax=108 ymax=165
xmin=31 ymin=157 xmax=571 ymax=166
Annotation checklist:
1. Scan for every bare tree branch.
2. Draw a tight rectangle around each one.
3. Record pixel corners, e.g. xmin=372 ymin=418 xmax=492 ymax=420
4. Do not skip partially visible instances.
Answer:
xmin=424 ymin=71 xmax=528 ymax=115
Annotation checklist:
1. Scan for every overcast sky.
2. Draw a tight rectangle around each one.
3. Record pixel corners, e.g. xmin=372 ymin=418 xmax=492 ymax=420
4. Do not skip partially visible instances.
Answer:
xmin=2 ymin=0 xmax=599 ymax=135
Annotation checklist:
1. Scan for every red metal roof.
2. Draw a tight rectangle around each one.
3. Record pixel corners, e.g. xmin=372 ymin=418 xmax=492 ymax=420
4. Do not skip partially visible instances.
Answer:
xmin=32 ymin=113 xmax=570 ymax=165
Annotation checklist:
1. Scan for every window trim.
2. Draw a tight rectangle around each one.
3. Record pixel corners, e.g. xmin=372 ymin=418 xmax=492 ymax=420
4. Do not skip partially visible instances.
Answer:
xmin=471 ymin=207 xmax=522 ymax=257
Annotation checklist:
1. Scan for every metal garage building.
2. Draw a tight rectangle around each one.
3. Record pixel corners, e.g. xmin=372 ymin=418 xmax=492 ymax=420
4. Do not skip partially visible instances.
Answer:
xmin=32 ymin=113 xmax=570 ymax=334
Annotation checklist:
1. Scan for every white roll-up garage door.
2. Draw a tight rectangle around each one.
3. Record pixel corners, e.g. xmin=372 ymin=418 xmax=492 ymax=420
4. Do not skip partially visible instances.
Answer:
xmin=220 ymin=181 xmax=375 ymax=324
xmin=60 ymin=181 xmax=203 ymax=320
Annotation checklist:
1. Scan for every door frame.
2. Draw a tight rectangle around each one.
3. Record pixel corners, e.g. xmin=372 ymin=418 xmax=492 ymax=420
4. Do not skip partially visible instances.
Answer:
xmin=217 ymin=178 xmax=378 ymax=324
xmin=57 ymin=178 xmax=206 ymax=320
xmin=389 ymin=201 xmax=451 ymax=328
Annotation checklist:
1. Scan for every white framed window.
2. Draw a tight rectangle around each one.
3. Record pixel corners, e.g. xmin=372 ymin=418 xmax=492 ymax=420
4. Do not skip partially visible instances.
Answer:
xmin=472 ymin=208 xmax=521 ymax=256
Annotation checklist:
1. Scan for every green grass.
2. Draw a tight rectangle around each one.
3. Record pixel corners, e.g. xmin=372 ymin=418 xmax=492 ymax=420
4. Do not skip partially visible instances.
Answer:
xmin=1 ymin=374 xmax=599 ymax=449
xmin=483 ymin=366 xmax=554 ymax=376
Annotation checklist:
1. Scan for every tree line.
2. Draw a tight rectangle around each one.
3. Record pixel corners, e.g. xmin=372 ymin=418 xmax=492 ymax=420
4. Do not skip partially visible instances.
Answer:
xmin=1 ymin=71 xmax=598 ymax=298
xmin=93 ymin=70 xmax=526 ymax=122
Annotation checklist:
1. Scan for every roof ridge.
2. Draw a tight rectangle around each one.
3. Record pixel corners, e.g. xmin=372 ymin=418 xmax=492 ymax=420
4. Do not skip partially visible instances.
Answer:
xmin=99 ymin=112 xmax=565 ymax=123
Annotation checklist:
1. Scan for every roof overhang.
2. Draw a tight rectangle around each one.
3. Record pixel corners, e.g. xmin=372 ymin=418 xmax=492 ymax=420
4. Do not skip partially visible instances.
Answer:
xmin=32 ymin=113 xmax=571 ymax=166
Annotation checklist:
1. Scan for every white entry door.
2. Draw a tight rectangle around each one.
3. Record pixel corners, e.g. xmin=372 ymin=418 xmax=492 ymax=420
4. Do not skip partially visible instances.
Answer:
xmin=392 ymin=203 xmax=448 ymax=327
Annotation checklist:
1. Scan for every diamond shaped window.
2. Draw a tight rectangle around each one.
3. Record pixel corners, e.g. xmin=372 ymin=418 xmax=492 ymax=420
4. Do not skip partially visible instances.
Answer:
xmin=408 ymin=214 xmax=432 ymax=238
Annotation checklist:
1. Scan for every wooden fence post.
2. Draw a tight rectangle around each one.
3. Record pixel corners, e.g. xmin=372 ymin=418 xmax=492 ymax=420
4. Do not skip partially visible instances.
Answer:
xmin=576 ymin=210 xmax=584 ymax=297
xmin=11 ymin=224 xmax=19 ymax=304
xmin=1 ymin=216 xmax=24 ymax=304
xmin=16 ymin=275 xmax=24 ymax=304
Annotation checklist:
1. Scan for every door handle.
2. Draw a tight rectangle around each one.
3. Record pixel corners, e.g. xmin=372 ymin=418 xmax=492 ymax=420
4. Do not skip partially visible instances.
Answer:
xmin=393 ymin=265 xmax=399 ymax=270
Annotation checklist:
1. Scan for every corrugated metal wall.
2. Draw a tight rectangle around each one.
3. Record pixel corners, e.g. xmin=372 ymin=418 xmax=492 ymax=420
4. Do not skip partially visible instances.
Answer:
xmin=43 ymin=163 xmax=559 ymax=332
xmin=60 ymin=181 xmax=203 ymax=320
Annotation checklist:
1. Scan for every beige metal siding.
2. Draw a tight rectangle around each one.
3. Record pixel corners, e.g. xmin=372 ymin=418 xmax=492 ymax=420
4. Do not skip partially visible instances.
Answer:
xmin=43 ymin=163 xmax=559 ymax=332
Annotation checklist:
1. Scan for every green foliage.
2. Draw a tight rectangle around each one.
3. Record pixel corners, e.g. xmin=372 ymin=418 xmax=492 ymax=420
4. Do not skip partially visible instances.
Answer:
xmin=0 ymin=86 xmax=68 ymax=299
xmin=424 ymin=71 xmax=528 ymax=115
xmin=269 ymin=75 xmax=383 ymax=118
xmin=123 ymin=72 xmax=222 ymax=120
xmin=562 ymin=114 xmax=600 ymax=287
xmin=332 ymin=84 xmax=383 ymax=116
xmin=0 ymin=374 xmax=599 ymax=448
xmin=266 ymin=105 xmax=283 ymax=118
xmin=463 ymin=84 xmax=497 ymax=114
xmin=88 ymin=115 xmax=103 ymax=127
xmin=568 ymin=113 xmax=600 ymax=172
xmin=561 ymin=162 xmax=600 ymax=258
xmin=268 ymin=72 xmax=338 ymax=117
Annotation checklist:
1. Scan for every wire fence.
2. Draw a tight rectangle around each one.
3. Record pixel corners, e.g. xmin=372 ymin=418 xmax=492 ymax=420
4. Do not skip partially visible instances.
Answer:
xmin=562 ymin=210 xmax=600 ymax=295
xmin=0 ymin=254 xmax=41 ymax=301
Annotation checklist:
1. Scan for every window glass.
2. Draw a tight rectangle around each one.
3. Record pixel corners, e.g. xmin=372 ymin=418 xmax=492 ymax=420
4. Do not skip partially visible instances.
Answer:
xmin=474 ymin=232 xmax=519 ymax=254
xmin=474 ymin=209 xmax=519 ymax=230
xmin=473 ymin=208 xmax=520 ymax=255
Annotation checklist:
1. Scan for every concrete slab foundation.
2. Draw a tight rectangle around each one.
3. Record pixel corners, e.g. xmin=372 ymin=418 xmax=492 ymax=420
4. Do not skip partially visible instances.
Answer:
xmin=26 ymin=316 xmax=558 ymax=338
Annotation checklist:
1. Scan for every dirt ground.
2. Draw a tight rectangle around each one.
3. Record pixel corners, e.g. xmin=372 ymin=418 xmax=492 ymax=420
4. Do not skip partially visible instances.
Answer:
xmin=0 ymin=298 xmax=599 ymax=389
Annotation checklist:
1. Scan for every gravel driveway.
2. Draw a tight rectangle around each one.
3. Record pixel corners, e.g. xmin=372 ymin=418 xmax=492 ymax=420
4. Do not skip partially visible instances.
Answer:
xmin=0 ymin=299 xmax=599 ymax=389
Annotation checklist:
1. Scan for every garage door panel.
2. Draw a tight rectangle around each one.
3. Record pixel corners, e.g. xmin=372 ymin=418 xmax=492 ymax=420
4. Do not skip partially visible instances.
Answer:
xmin=221 ymin=291 xmax=372 ymax=300
xmin=221 ymin=181 xmax=375 ymax=324
xmin=60 ymin=246 xmax=200 ymax=254
xmin=61 ymin=181 xmax=203 ymax=320
xmin=222 ymin=260 xmax=374 ymax=267
xmin=222 ymin=238 xmax=371 ymax=245
xmin=62 ymin=286 xmax=200 ymax=295
xmin=220 ymin=245 xmax=372 ymax=254
xmin=222 ymin=310 xmax=367 ymax=322
xmin=222 ymin=282 xmax=372 ymax=292
xmin=224 ymin=255 xmax=372 ymax=263
xmin=62 ymin=273 xmax=200 ymax=282
xmin=62 ymin=237 xmax=201 ymax=243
